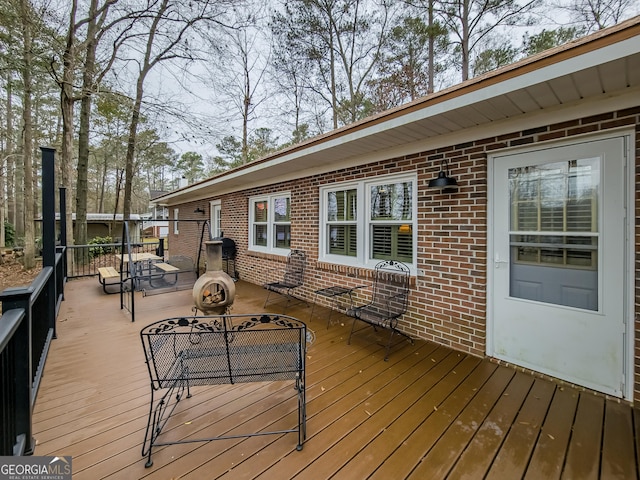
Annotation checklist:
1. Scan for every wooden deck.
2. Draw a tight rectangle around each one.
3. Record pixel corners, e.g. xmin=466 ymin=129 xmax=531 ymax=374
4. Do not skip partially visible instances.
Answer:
xmin=32 ymin=277 xmax=639 ymax=479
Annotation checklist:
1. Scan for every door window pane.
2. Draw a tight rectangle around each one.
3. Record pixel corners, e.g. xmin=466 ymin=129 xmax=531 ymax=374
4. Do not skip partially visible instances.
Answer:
xmin=508 ymin=158 xmax=599 ymax=310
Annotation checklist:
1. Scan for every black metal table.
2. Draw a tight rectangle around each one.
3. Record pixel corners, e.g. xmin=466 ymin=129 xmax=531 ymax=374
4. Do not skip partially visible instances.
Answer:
xmin=310 ymin=285 xmax=365 ymax=328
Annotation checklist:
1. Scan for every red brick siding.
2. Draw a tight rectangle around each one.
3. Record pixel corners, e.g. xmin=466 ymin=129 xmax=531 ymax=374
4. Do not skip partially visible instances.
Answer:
xmin=166 ymin=202 xmax=210 ymax=271
xmin=170 ymin=106 xmax=640 ymax=401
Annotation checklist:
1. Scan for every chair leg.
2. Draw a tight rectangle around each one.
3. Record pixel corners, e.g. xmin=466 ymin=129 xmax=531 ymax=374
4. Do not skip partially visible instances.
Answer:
xmin=347 ymin=317 xmax=358 ymax=345
xmin=383 ymin=329 xmax=396 ymax=362
xmin=263 ymin=290 xmax=272 ymax=308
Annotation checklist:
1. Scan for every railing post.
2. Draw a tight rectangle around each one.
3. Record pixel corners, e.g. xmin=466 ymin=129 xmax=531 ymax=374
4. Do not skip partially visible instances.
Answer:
xmin=41 ymin=147 xmax=57 ymax=338
xmin=59 ymin=186 xmax=67 ymax=280
xmin=1 ymin=290 xmax=35 ymax=455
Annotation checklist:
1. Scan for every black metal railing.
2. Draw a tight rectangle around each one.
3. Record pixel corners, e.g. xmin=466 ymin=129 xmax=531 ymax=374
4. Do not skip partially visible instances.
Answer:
xmin=0 ymin=260 xmax=65 ymax=455
xmin=0 ymin=147 xmax=66 ymax=456
xmin=65 ymin=241 xmax=163 ymax=279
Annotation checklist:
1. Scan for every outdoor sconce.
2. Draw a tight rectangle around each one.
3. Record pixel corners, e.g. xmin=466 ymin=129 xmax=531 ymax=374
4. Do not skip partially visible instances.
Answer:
xmin=429 ymin=159 xmax=458 ymax=192
xmin=194 ymin=207 xmax=205 ymax=214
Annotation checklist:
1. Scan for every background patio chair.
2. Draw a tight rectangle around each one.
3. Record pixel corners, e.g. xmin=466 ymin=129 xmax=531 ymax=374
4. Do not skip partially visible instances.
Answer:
xmin=346 ymin=260 xmax=413 ymax=360
xmin=263 ymin=250 xmax=307 ymax=311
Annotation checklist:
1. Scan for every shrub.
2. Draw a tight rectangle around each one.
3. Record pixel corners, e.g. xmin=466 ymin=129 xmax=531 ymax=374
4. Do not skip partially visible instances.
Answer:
xmin=88 ymin=235 xmax=114 ymax=258
xmin=4 ymin=222 xmax=15 ymax=247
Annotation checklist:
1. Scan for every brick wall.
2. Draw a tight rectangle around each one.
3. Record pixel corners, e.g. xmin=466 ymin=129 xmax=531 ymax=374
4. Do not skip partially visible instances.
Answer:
xmin=170 ymin=105 xmax=640 ymax=400
xmin=167 ymin=202 xmax=210 ymax=271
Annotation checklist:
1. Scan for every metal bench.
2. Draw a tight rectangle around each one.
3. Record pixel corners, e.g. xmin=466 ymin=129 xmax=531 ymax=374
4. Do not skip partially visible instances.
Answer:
xmin=140 ymin=314 xmax=312 ymax=468
xmin=153 ymin=262 xmax=179 ymax=273
xmin=143 ymin=256 xmax=197 ymax=293
xmin=97 ymin=266 xmax=121 ymax=294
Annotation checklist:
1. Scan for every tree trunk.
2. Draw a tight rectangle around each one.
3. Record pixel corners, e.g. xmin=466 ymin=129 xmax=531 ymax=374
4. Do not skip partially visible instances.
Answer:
xmin=75 ymin=0 xmax=100 ymax=247
xmin=329 ymin=35 xmax=338 ymax=129
xmin=123 ymin=79 xmax=144 ymax=221
xmin=428 ymin=1 xmax=434 ymax=94
xmin=61 ymin=0 xmax=78 ymax=251
xmin=99 ymin=150 xmax=108 ymax=213
xmin=4 ymin=74 xmax=15 ymax=232
xmin=20 ymin=0 xmax=35 ymax=269
xmin=14 ymin=141 xmax=24 ymax=240
xmin=242 ymin=57 xmax=250 ymax=163
xmin=461 ymin=0 xmax=470 ymax=81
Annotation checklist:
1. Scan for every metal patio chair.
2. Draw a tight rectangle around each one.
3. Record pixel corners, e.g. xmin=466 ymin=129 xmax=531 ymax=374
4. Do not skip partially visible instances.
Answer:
xmin=263 ymin=250 xmax=307 ymax=311
xmin=346 ymin=260 xmax=413 ymax=360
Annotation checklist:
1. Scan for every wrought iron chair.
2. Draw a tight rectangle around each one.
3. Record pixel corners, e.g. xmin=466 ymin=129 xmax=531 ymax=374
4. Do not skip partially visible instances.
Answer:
xmin=346 ymin=260 xmax=413 ymax=360
xmin=263 ymin=250 xmax=307 ymax=311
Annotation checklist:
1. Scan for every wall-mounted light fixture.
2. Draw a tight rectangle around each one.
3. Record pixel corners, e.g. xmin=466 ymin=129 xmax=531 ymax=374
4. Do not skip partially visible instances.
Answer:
xmin=428 ymin=159 xmax=458 ymax=192
xmin=194 ymin=207 xmax=205 ymax=214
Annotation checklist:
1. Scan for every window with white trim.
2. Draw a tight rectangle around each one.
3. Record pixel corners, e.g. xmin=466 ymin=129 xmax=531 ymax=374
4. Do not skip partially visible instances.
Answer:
xmin=173 ymin=208 xmax=179 ymax=234
xmin=320 ymin=174 xmax=416 ymax=268
xmin=249 ymin=193 xmax=291 ymax=253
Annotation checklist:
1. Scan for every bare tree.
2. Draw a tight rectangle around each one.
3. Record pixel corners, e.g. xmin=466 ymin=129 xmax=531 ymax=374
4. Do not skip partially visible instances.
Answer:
xmin=555 ymin=0 xmax=639 ymax=32
xmin=210 ymin=20 xmax=270 ymax=164
xmin=119 ymin=0 xmax=234 ymax=220
xmin=272 ymin=0 xmax=392 ymax=130
xmin=434 ymin=0 xmax=537 ymax=81
xmin=52 ymin=0 xmax=126 ymax=248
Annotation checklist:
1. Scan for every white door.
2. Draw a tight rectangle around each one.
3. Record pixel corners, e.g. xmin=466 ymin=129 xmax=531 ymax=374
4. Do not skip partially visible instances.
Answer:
xmin=489 ymin=136 xmax=628 ymax=397
xmin=210 ymin=201 xmax=222 ymax=238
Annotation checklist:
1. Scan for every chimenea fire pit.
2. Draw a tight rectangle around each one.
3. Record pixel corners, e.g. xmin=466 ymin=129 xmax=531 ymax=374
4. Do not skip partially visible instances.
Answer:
xmin=192 ymin=241 xmax=236 ymax=315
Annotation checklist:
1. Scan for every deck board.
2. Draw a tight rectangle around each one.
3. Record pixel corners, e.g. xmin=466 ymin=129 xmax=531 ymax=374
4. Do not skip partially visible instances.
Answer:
xmin=562 ymin=393 xmax=605 ymax=480
xmin=446 ymin=372 xmax=536 ymax=479
xmin=524 ymin=386 xmax=580 ymax=480
xmin=601 ymin=400 xmax=637 ymax=479
xmin=333 ymin=360 xmax=498 ymax=480
xmin=295 ymin=354 xmax=479 ymax=479
xmin=398 ymin=365 xmax=515 ymax=479
xmin=485 ymin=378 xmax=557 ymax=479
xmin=27 ymin=277 xmax=638 ymax=479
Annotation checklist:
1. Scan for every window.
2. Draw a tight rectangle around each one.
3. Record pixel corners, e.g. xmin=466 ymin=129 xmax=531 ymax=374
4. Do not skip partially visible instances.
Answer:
xmin=249 ymin=193 xmax=291 ymax=253
xmin=509 ymin=158 xmax=598 ymax=269
xmin=320 ymin=174 xmax=416 ymax=269
xmin=173 ymin=208 xmax=179 ymax=234
xmin=327 ymin=189 xmax=357 ymax=256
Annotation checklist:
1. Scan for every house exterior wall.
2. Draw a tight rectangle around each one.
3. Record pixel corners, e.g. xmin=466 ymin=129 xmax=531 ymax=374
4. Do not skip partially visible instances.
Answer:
xmin=166 ymin=210 xmax=209 ymax=272
xmin=167 ymin=105 xmax=640 ymax=401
